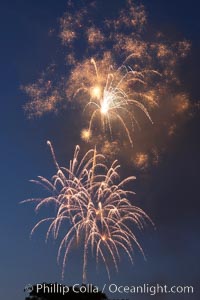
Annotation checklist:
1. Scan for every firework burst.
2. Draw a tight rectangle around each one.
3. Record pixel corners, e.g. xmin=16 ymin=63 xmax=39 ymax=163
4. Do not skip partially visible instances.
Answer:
xmin=74 ymin=58 xmax=157 ymax=147
xmin=21 ymin=141 xmax=152 ymax=282
xmin=22 ymin=0 xmax=191 ymax=165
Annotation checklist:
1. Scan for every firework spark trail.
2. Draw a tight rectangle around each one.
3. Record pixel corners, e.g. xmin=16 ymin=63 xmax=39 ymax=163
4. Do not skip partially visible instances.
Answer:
xmin=21 ymin=141 xmax=152 ymax=282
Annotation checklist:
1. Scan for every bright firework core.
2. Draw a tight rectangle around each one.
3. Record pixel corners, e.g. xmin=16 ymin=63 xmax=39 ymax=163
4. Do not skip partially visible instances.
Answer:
xmin=100 ymin=97 xmax=109 ymax=115
xmin=90 ymin=85 xmax=101 ymax=99
xmin=101 ymin=234 xmax=107 ymax=241
xmin=81 ymin=128 xmax=91 ymax=141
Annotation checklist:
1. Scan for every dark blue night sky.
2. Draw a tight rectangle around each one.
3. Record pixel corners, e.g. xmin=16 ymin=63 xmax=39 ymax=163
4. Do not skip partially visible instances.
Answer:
xmin=0 ymin=1 xmax=200 ymax=299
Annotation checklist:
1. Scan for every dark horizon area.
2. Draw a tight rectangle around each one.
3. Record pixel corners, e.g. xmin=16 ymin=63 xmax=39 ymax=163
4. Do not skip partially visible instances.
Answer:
xmin=0 ymin=1 xmax=200 ymax=299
